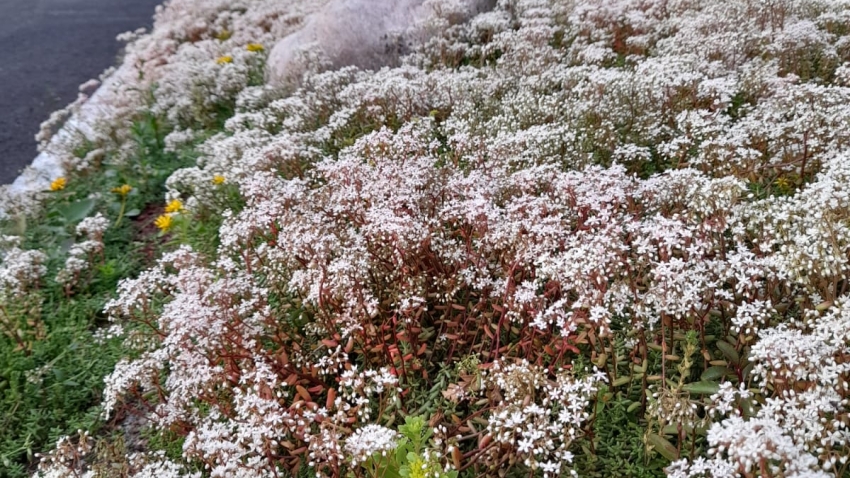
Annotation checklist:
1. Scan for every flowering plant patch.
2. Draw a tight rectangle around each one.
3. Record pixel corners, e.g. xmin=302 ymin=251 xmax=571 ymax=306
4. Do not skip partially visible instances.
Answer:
xmin=7 ymin=0 xmax=850 ymax=477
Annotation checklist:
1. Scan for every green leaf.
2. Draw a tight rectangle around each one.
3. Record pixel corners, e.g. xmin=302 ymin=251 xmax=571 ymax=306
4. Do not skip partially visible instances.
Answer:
xmin=596 ymin=397 xmax=606 ymax=414
xmin=682 ymin=381 xmax=720 ymax=395
xmin=646 ymin=433 xmax=679 ymax=461
xmin=741 ymin=362 xmax=754 ymax=380
xmin=384 ymin=469 xmax=404 ymax=478
xmin=124 ymin=209 xmax=141 ymax=218
xmin=396 ymin=445 xmax=407 ymax=467
xmin=701 ymin=366 xmax=733 ymax=381
xmin=612 ymin=376 xmax=631 ymax=387
xmin=739 ymin=395 xmax=756 ymax=418
xmin=57 ymin=198 xmax=96 ymax=223
xmin=421 ymin=424 xmax=433 ymax=442
xmin=716 ymin=340 xmax=740 ymax=365
xmin=373 ymin=456 xmax=404 ymax=478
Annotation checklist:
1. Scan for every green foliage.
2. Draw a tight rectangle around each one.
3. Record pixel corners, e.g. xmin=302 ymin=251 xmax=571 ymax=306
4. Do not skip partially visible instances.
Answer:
xmin=143 ymin=429 xmax=187 ymax=467
xmin=0 ymin=112 xmax=202 ymax=478
xmin=573 ymin=394 xmax=668 ymax=478
xmin=167 ymin=182 xmax=243 ymax=258
xmin=359 ymin=416 xmax=457 ymax=478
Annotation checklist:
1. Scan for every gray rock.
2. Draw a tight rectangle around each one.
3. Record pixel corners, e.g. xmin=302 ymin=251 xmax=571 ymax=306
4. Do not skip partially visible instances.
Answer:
xmin=267 ymin=0 xmax=496 ymax=85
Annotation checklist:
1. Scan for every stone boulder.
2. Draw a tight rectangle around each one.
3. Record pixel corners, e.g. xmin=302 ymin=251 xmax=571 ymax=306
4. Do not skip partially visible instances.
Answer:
xmin=267 ymin=0 xmax=496 ymax=85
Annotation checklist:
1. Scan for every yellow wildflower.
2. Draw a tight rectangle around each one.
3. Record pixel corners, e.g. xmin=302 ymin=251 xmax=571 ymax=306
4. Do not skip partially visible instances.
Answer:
xmin=775 ymin=176 xmax=790 ymax=190
xmin=216 ymin=29 xmax=232 ymax=41
xmin=50 ymin=177 xmax=67 ymax=191
xmin=111 ymin=184 xmax=132 ymax=197
xmin=212 ymin=174 xmax=226 ymax=185
xmin=165 ymin=199 xmax=184 ymax=214
xmin=154 ymin=214 xmax=173 ymax=232
xmin=246 ymin=43 xmax=264 ymax=52
xmin=217 ymin=55 xmax=233 ymax=65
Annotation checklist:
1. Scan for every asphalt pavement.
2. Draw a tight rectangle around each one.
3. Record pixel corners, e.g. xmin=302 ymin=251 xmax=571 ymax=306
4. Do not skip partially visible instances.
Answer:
xmin=0 ymin=0 xmax=162 ymax=185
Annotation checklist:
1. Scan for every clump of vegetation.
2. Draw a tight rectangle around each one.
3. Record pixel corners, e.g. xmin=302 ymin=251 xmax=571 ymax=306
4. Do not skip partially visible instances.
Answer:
xmin=6 ymin=0 xmax=850 ymax=477
xmin=0 ymin=112 xmax=213 ymax=477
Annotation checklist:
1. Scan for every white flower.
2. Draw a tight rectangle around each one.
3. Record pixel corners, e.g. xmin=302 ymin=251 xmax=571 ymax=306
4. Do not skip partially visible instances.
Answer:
xmin=344 ymin=425 xmax=400 ymax=464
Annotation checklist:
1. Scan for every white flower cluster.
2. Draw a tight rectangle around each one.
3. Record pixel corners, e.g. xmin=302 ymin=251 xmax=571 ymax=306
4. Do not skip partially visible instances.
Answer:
xmin=343 ymin=424 xmax=400 ymax=465
xmin=31 ymin=436 xmax=204 ymax=478
xmin=339 ymin=366 xmax=400 ymax=421
xmin=674 ymin=299 xmax=850 ymax=476
xmin=730 ymin=300 xmax=774 ymax=337
xmin=56 ymin=213 xmax=110 ymax=289
xmin=484 ymin=361 xmax=606 ymax=476
xmin=736 ymin=153 xmax=850 ymax=286
xmin=0 ymin=0 xmax=328 ymax=214
xmin=0 ymin=245 xmax=47 ymax=297
xmin=707 ymin=382 xmax=751 ymax=419
xmin=25 ymin=0 xmax=850 ymax=474
xmin=102 ymin=243 xmax=404 ymax=476
xmin=668 ymin=417 xmax=832 ymax=478
xmin=31 ymin=431 xmax=94 ymax=478
xmin=124 ymin=452 xmax=202 ymax=478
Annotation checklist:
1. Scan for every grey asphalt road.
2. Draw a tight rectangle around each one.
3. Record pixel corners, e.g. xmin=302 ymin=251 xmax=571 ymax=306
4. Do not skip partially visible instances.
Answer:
xmin=0 ymin=0 xmax=162 ymax=185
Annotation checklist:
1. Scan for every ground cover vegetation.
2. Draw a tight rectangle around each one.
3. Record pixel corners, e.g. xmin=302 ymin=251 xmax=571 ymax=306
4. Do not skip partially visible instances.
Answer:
xmin=3 ymin=0 xmax=850 ymax=476
xmin=0 ymin=113 xmax=206 ymax=477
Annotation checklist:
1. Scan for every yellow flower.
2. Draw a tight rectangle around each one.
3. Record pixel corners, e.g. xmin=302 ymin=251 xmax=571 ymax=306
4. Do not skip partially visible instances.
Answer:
xmin=775 ymin=176 xmax=790 ymax=190
xmin=50 ymin=177 xmax=67 ymax=191
xmin=216 ymin=29 xmax=232 ymax=41
xmin=111 ymin=184 xmax=132 ymax=197
xmin=165 ymin=199 xmax=183 ymax=214
xmin=217 ymin=55 xmax=233 ymax=65
xmin=154 ymin=214 xmax=173 ymax=232
xmin=246 ymin=43 xmax=264 ymax=52
xmin=212 ymin=174 xmax=226 ymax=185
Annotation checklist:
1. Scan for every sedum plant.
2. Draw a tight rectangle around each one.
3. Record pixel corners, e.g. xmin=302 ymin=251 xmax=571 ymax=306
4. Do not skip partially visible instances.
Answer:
xmin=12 ymin=0 xmax=850 ymax=477
xmin=349 ymin=416 xmax=458 ymax=478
